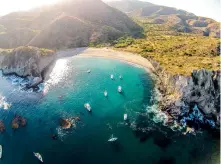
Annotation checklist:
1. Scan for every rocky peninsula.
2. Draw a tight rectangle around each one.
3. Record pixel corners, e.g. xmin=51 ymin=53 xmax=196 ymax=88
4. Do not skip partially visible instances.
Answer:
xmin=0 ymin=46 xmax=56 ymax=87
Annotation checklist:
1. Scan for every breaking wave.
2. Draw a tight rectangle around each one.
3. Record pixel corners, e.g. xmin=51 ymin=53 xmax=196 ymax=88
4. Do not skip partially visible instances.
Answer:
xmin=146 ymin=88 xmax=184 ymax=132
xmin=0 ymin=94 xmax=11 ymax=110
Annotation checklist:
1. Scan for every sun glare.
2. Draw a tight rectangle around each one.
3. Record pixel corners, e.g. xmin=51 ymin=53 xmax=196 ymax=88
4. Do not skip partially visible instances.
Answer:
xmin=0 ymin=0 xmax=60 ymax=16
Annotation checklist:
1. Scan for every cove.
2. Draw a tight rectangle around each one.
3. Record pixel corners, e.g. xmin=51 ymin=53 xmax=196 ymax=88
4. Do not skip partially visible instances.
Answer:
xmin=0 ymin=56 xmax=219 ymax=164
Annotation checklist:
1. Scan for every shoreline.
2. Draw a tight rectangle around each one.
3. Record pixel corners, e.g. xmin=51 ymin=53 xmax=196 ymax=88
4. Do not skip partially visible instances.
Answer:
xmin=56 ymin=47 xmax=155 ymax=74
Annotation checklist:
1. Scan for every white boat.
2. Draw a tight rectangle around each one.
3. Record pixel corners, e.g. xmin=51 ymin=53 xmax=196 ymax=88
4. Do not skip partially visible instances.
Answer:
xmin=104 ymin=90 xmax=108 ymax=97
xmin=87 ymin=70 xmax=91 ymax=73
xmin=118 ymin=86 xmax=122 ymax=93
xmin=33 ymin=152 xmax=43 ymax=162
xmin=108 ymin=134 xmax=118 ymax=142
xmin=84 ymin=103 xmax=91 ymax=112
xmin=0 ymin=145 xmax=2 ymax=159
xmin=110 ymin=74 xmax=114 ymax=80
xmin=124 ymin=114 xmax=128 ymax=121
xmin=119 ymin=75 xmax=122 ymax=79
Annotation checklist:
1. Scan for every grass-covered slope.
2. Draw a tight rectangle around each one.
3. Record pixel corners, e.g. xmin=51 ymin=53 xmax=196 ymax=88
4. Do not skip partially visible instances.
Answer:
xmin=94 ymin=19 xmax=220 ymax=75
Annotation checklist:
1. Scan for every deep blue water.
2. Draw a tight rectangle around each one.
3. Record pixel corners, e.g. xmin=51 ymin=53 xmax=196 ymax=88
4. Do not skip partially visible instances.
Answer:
xmin=0 ymin=57 xmax=220 ymax=164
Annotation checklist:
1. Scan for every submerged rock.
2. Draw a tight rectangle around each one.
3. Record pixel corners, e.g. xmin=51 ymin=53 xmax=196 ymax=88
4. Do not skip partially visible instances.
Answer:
xmin=60 ymin=119 xmax=72 ymax=129
xmin=20 ymin=117 xmax=27 ymax=127
xmin=11 ymin=115 xmax=27 ymax=129
xmin=59 ymin=116 xmax=81 ymax=129
xmin=0 ymin=120 xmax=5 ymax=133
xmin=153 ymin=132 xmax=172 ymax=149
xmin=12 ymin=118 xmax=19 ymax=129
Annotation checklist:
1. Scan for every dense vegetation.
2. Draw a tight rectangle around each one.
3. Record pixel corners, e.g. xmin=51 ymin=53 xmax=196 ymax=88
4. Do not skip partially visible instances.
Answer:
xmin=0 ymin=46 xmax=55 ymax=56
xmin=92 ymin=19 xmax=220 ymax=75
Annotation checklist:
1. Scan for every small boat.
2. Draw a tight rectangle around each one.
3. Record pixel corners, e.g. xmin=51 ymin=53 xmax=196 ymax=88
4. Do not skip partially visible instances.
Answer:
xmin=119 ymin=75 xmax=122 ymax=79
xmin=124 ymin=114 xmax=128 ymax=121
xmin=104 ymin=90 xmax=108 ymax=97
xmin=87 ymin=70 xmax=91 ymax=73
xmin=84 ymin=103 xmax=91 ymax=112
xmin=108 ymin=134 xmax=118 ymax=142
xmin=110 ymin=74 xmax=114 ymax=80
xmin=33 ymin=152 xmax=43 ymax=162
xmin=118 ymin=86 xmax=122 ymax=93
xmin=0 ymin=145 xmax=2 ymax=159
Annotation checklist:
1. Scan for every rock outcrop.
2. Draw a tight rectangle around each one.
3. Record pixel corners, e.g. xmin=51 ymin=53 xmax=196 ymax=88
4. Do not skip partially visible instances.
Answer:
xmin=60 ymin=119 xmax=72 ymax=129
xmin=0 ymin=120 xmax=5 ymax=133
xmin=153 ymin=61 xmax=220 ymax=130
xmin=0 ymin=46 xmax=56 ymax=87
xmin=11 ymin=115 xmax=27 ymax=129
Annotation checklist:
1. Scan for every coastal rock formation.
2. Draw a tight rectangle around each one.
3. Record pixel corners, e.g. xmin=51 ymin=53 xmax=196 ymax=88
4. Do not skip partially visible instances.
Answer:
xmin=59 ymin=116 xmax=81 ymax=129
xmin=153 ymin=61 xmax=220 ymax=130
xmin=11 ymin=115 xmax=27 ymax=129
xmin=0 ymin=46 xmax=56 ymax=87
xmin=60 ymin=119 xmax=72 ymax=129
xmin=183 ymin=70 xmax=220 ymax=122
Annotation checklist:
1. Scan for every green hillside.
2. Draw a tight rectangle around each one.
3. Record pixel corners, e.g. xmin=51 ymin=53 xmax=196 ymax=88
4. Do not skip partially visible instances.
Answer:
xmin=0 ymin=0 xmax=142 ymax=49
xmin=93 ymin=18 xmax=220 ymax=75
xmin=107 ymin=0 xmax=220 ymax=38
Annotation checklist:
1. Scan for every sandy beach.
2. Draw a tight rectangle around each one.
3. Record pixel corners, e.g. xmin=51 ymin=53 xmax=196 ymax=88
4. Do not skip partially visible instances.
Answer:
xmin=56 ymin=47 xmax=155 ymax=73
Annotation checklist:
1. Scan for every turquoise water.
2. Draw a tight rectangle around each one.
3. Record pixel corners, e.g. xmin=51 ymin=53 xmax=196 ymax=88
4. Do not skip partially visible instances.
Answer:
xmin=0 ymin=57 xmax=220 ymax=164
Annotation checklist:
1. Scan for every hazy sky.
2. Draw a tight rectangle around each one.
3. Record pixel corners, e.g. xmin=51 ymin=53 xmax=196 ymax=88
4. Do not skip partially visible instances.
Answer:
xmin=0 ymin=0 xmax=220 ymax=21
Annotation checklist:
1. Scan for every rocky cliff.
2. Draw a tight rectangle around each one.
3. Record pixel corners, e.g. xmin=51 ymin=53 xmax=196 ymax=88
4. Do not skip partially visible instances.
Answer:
xmin=0 ymin=46 xmax=56 ymax=87
xmin=152 ymin=61 xmax=220 ymax=130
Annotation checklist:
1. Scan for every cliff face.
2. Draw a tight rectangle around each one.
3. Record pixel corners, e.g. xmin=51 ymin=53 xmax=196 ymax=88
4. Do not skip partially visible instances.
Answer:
xmin=153 ymin=61 xmax=220 ymax=130
xmin=0 ymin=46 xmax=56 ymax=87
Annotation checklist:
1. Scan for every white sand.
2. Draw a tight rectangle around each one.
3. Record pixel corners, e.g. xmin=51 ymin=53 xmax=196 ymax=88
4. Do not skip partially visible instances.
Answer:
xmin=56 ymin=47 xmax=155 ymax=73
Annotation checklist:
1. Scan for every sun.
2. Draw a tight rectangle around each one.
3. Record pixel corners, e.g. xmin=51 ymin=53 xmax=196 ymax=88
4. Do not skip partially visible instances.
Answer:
xmin=0 ymin=0 xmax=60 ymax=16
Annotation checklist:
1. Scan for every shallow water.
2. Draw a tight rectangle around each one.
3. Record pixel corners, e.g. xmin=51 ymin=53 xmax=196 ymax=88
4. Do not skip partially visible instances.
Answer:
xmin=0 ymin=57 xmax=220 ymax=164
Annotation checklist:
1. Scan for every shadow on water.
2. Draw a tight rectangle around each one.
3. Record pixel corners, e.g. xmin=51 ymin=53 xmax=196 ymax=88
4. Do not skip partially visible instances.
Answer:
xmin=109 ymin=141 xmax=124 ymax=152
xmin=139 ymin=73 xmax=154 ymax=106
xmin=157 ymin=157 xmax=176 ymax=164
xmin=153 ymin=132 xmax=172 ymax=149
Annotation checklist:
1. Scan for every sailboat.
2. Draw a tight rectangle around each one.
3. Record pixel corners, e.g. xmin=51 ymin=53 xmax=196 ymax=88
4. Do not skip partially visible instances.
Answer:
xmin=84 ymin=103 xmax=92 ymax=112
xmin=118 ymin=86 xmax=122 ymax=93
xmin=124 ymin=114 xmax=128 ymax=121
xmin=33 ymin=152 xmax=43 ymax=162
xmin=104 ymin=90 xmax=108 ymax=97
xmin=108 ymin=134 xmax=118 ymax=142
xmin=0 ymin=145 xmax=2 ymax=159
